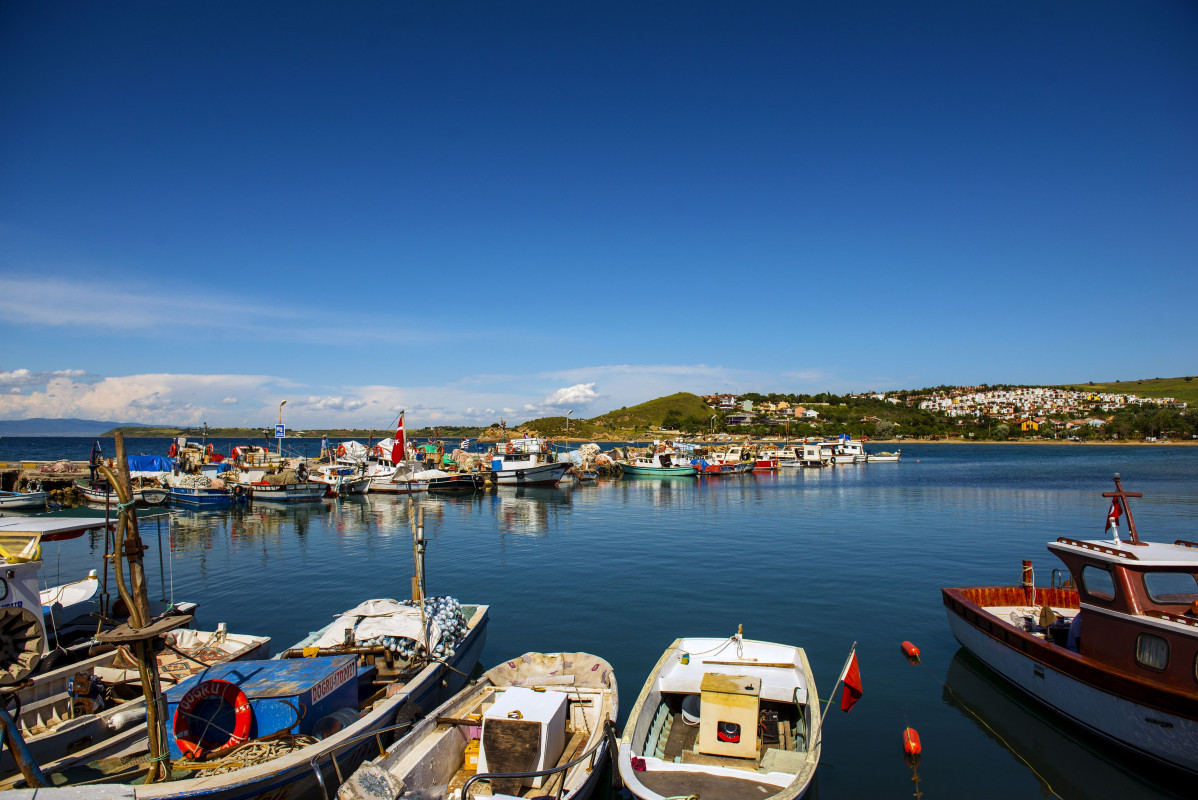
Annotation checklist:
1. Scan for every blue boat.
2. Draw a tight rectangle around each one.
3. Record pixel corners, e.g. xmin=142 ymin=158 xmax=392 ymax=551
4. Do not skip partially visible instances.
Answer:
xmin=167 ymin=486 xmax=234 ymax=506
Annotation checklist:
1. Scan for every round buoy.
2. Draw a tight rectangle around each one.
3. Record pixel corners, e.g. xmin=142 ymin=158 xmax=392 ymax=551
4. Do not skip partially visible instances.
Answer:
xmin=901 ymin=640 xmax=921 ymax=664
xmin=902 ymin=727 xmax=922 ymax=757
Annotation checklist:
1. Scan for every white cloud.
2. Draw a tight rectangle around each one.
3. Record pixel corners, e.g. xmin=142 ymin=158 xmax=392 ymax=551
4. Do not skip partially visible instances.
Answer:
xmin=543 ymin=382 xmax=597 ymax=408
xmin=221 ymin=396 xmax=239 ymax=405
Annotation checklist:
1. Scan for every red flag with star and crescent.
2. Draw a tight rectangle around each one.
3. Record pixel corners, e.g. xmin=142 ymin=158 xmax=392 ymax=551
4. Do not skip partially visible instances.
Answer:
xmin=840 ymin=649 xmax=863 ymax=713
xmin=391 ymin=412 xmax=406 ymax=464
xmin=1106 ymin=497 xmax=1123 ymax=529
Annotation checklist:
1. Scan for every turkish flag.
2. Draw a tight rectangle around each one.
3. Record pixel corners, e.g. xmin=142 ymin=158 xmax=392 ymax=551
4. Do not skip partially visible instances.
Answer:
xmin=840 ymin=650 xmax=863 ymax=713
xmin=391 ymin=412 xmax=406 ymax=463
xmin=1106 ymin=497 xmax=1123 ymax=529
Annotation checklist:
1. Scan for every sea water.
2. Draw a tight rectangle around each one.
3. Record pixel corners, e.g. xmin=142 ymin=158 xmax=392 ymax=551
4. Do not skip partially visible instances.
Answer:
xmin=3 ymin=438 xmax=1195 ymax=798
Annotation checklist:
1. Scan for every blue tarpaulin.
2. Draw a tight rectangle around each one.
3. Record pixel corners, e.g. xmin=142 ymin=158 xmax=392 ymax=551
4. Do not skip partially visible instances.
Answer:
xmin=127 ymin=455 xmax=174 ymax=473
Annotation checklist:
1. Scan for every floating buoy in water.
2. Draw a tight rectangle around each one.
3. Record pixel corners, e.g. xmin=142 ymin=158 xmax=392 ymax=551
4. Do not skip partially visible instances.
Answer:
xmin=901 ymin=641 xmax=921 ymax=664
xmin=902 ymin=727 xmax=921 ymax=757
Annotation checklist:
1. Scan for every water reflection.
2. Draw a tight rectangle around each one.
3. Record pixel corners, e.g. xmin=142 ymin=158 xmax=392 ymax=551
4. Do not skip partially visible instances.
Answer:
xmin=491 ymin=486 xmax=573 ymax=536
xmin=942 ymin=649 xmax=1190 ymax=799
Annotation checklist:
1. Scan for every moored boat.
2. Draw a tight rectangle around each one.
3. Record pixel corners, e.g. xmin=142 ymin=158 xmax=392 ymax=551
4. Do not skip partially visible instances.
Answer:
xmin=622 ymin=444 xmax=697 ymax=477
xmin=0 ymin=483 xmax=48 ymax=510
xmin=340 ymin=651 xmax=617 ymax=800
xmin=865 ymin=450 xmax=901 ymax=462
xmin=309 ymin=464 xmax=372 ymax=497
xmin=617 ymin=628 xmax=822 ymax=800
xmin=491 ymin=438 xmax=572 ymax=486
xmin=942 ymin=474 xmax=1198 ymax=775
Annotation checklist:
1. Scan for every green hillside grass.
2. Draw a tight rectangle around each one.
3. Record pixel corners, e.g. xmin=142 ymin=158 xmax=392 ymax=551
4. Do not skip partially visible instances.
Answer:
xmin=1056 ymin=376 xmax=1198 ymax=406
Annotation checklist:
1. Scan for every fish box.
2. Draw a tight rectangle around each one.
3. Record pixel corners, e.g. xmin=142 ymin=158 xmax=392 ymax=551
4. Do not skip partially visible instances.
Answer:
xmin=164 ymin=656 xmax=359 ymax=760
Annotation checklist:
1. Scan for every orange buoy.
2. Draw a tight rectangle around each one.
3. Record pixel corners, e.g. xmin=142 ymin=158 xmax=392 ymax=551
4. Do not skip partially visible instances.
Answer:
xmin=902 ymin=727 xmax=922 ymax=757
xmin=901 ymin=641 xmax=921 ymax=664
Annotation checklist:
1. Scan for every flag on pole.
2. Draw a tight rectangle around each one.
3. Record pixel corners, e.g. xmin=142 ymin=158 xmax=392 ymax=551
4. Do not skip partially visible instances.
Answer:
xmin=839 ymin=648 xmax=863 ymax=713
xmin=391 ymin=412 xmax=406 ymax=463
xmin=1106 ymin=497 xmax=1123 ymax=529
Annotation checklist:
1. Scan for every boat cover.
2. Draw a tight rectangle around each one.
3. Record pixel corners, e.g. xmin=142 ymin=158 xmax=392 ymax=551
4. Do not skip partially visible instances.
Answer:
xmin=311 ymin=598 xmax=446 ymax=650
xmin=128 ymin=454 xmax=174 ymax=475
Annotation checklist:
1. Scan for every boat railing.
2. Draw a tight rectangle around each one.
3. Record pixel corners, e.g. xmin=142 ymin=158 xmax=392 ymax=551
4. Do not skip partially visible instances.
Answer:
xmin=308 ymin=718 xmax=417 ymax=800
xmin=461 ymin=720 xmax=616 ymax=800
xmin=1050 ymin=569 xmax=1074 ymax=590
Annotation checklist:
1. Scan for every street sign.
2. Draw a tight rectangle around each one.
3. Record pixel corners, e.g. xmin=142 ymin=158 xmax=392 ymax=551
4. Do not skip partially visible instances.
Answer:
xmin=276 ymin=423 xmax=285 ymax=438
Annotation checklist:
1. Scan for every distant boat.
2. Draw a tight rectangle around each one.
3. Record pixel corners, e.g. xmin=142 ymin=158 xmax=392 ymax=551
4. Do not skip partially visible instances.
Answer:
xmin=865 ymin=450 xmax=901 ymax=462
xmin=0 ymin=483 xmax=48 ymax=510
xmin=622 ymin=445 xmax=697 ymax=477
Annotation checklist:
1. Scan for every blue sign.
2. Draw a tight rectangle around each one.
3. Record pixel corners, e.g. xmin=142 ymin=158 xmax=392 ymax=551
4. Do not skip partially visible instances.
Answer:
xmin=276 ymin=423 xmax=285 ymax=438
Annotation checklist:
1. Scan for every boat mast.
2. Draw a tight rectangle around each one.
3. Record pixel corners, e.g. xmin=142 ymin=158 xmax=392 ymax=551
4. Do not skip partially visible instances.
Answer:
xmin=1103 ymin=473 xmax=1144 ymax=545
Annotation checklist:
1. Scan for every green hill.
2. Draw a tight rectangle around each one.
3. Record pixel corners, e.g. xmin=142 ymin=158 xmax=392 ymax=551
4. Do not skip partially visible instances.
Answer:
xmin=508 ymin=393 xmax=713 ymax=439
xmin=1056 ymin=376 xmax=1198 ymax=407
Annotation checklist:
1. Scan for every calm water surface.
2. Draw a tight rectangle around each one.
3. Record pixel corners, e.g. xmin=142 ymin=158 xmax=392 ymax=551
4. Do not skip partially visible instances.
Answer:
xmin=5 ymin=438 xmax=1197 ymax=798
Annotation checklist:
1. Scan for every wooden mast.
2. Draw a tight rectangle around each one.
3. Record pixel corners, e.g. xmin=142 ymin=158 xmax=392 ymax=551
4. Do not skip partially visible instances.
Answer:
xmin=1103 ymin=473 xmax=1144 ymax=545
xmin=96 ymin=432 xmax=180 ymax=783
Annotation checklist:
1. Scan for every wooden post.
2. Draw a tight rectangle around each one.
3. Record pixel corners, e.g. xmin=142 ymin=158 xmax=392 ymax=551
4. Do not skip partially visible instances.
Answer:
xmin=100 ymin=433 xmax=172 ymax=783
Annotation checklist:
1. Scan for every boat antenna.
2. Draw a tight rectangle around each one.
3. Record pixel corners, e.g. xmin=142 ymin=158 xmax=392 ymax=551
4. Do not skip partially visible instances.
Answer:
xmin=1103 ymin=474 xmax=1144 ymax=546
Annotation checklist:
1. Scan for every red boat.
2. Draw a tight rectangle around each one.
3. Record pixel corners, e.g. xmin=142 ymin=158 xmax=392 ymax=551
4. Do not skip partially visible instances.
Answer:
xmin=943 ymin=475 xmax=1198 ymax=775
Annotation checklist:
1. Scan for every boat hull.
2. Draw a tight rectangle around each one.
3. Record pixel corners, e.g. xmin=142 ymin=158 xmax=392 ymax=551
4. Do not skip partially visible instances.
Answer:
xmin=244 ymin=482 xmax=327 ymax=503
xmin=0 ymin=491 xmax=48 ymax=509
xmin=369 ymin=478 xmax=429 ymax=494
xmin=944 ymin=596 xmax=1198 ymax=775
xmin=492 ymin=461 xmax=571 ymax=486
xmin=621 ymin=464 xmax=697 ymax=477
xmin=168 ymin=487 xmax=233 ymax=506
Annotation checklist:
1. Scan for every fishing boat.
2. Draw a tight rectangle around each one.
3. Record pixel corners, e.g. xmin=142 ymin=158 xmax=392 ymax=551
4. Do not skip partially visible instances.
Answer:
xmin=704 ymin=445 xmax=754 ymax=474
xmin=617 ymin=628 xmax=822 ymax=800
xmin=423 ymin=470 xmax=487 ymax=492
xmin=75 ymin=479 xmax=169 ymax=506
xmin=0 ymin=483 xmax=48 ymax=509
xmin=491 ymin=438 xmax=572 ymax=486
xmin=308 ymin=464 xmax=372 ymax=497
xmin=622 ymin=445 xmax=697 ymax=477
xmin=942 ymin=474 xmax=1198 ymax=775
xmin=341 ymin=652 xmax=617 ymax=800
xmin=163 ymin=473 xmax=234 ymax=506
xmin=865 ymin=450 xmax=901 ymax=462
xmin=757 ymin=447 xmax=800 ymax=469
xmin=229 ymin=463 xmax=327 ymax=504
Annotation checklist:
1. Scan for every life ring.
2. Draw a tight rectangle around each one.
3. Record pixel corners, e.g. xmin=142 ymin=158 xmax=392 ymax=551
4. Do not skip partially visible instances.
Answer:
xmin=168 ymin=443 xmax=177 ymax=458
xmin=173 ymin=679 xmax=253 ymax=759
xmin=337 ymin=445 xmax=346 ymax=457
xmin=206 ymin=443 xmax=215 ymax=455
xmin=374 ymin=445 xmax=383 ymax=457
xmin=505 ymin=443 xmax=514 ymax=454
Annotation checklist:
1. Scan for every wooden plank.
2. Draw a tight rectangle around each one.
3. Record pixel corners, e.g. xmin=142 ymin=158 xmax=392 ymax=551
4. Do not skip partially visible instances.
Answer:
xmin=701 ymin=660 xmax=796 ymax=669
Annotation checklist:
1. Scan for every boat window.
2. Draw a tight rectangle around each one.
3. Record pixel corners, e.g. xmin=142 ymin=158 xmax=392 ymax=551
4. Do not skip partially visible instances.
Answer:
xmin=1143 ymin=572 xmax=1198 ymax=605
xmin=1135 ymin=633 xmax=1169 ymax=671
xmin=1080 ymin=565 xmax=1116 ymax=601
xmin=0 ymin=578 xmax=7 ymax=601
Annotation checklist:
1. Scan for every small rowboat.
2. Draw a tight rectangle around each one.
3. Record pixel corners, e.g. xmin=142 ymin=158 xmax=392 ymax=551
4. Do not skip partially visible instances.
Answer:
xmin=343 ymin=652 xmax=617 ymax=800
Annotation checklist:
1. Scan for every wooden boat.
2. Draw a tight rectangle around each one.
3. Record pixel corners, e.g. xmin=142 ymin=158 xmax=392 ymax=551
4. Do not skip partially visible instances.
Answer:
xmin=622 ymin=446 xmax=697 ymax=477
xmin=943 ymin=474 xmax=1198 ymax=775
xmin=865 ymin=450 xmax=900 ymax=462
xmin=0 ymin=485 xmax=48 ymax=509
xmin=491 ymin=438 xmax=572 ymax=486
xmin=75 ymin=479 xmax=168 ymax=506
xmin=0 ymin=626 xmax=270 ymax=784
xmin=617 ymin=629 xmax=821 ymax=800
xmin=757 ymin=447 xmax=800 ymax=468
xmin=423 ymin=470 xmax=487 ymax=492
xmin=15 ymin=599 xmax=490 ymax=798
xmin=163 ymin=473 xmax=233 ymax=506
xmin=342 ymin=652 xmax=617 ymax=800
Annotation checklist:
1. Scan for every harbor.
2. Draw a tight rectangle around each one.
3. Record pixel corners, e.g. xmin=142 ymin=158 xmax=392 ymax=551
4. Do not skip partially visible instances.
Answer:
xmin=0 ymin=437 xmax=1193 ymax=798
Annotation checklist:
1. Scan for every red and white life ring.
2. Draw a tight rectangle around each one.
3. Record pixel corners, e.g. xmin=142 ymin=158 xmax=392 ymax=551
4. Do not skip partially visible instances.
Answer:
xmin=172 ymin=679 xmax=253 ymax=759
xmin=505 ymin=443 xmax=514 ymax=454
xmin=337 ymin=445 xmax=346 ymax=457
xmin=206 ymin=443 xmax=215 ymax=455
xmin=374 ymin=445 xmax=384 ymax=457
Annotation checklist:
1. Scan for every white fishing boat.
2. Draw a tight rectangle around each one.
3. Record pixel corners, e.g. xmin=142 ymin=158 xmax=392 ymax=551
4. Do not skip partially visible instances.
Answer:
xmin=757 ymin=447 xmax=801 ymax=468
xmin=622 ymin=444 xmax=697 ymax=477
xmin=340 ymin=652 xmax=617 ymax=800
xmin=309 ymin=464 xmax=372 ymax=497
xmin=0 ymin=483 xmax=48 ymax=509
xmin=617 ymin=628 xmax=822 ymax=800
xmin=865 ymin=450 xmax=901 ymax=462
xmin=491 ymin=438 xmax=572 ymax=486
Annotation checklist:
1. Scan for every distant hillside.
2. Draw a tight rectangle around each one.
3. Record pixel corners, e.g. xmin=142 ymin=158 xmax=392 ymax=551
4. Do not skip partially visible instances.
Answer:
xmin=1056 ymin=376 xmax=1198 ymax=407
xmin=589 ymin=392 xmax=712 ymax=429
xmin=0 ymin=418 xmax=156 ymax=437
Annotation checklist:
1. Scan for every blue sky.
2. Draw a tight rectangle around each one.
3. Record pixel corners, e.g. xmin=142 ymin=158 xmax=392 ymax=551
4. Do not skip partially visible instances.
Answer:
xmin=2 ymin=1 xmax=1195 ymax=428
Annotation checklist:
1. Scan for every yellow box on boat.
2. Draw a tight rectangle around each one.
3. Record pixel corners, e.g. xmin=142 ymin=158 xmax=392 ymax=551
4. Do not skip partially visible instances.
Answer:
xmin=465 ymin=739 xmax=480 ymax=770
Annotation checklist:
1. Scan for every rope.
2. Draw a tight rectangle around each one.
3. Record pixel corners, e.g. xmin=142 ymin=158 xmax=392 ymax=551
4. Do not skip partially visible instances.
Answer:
xmin=918 ymin=661 xmax=1062 ymax=800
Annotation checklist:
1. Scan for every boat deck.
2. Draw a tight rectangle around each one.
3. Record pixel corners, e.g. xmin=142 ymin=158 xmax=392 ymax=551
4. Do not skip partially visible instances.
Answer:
xmin=637 ymin=769 xmax=787 ymax=800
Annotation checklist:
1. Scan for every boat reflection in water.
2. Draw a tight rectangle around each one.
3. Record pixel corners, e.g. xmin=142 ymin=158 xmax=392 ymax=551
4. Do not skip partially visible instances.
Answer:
xmin=491 ymin=485 xmax=573 ymax=536
xmin=943 ymin=649 xmax=1191 ymax=799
